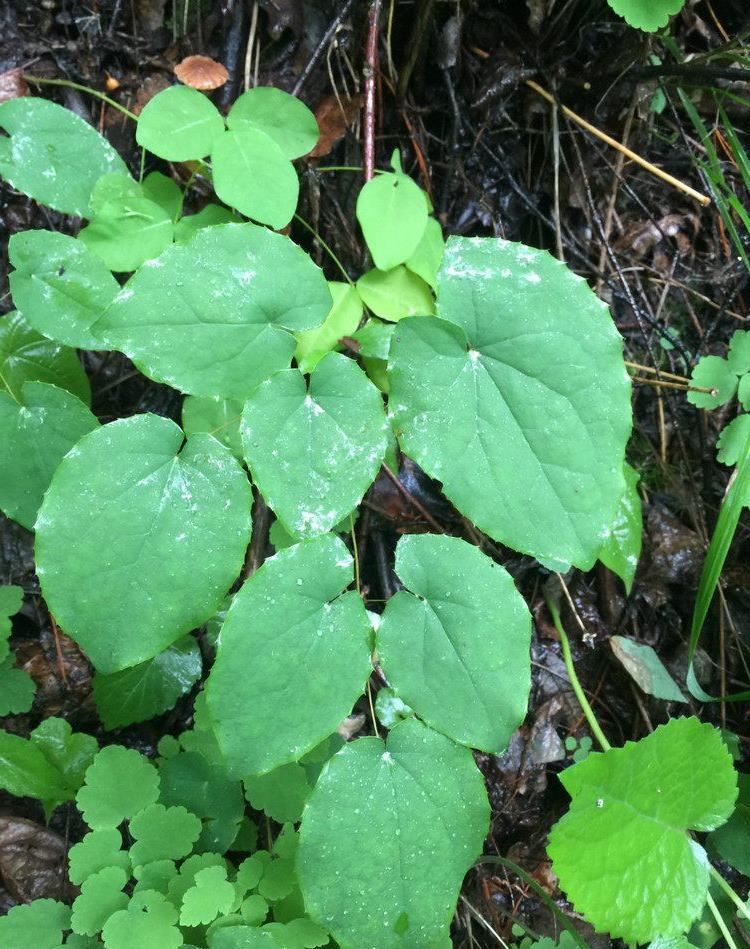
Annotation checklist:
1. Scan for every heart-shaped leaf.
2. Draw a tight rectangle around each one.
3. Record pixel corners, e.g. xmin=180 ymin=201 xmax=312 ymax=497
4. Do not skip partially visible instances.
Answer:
xmin=95 ymin=223 xmax=332 ymax=398
xmin=606 ymin=0 xmax=687 ymax=32
xmin=227 ymin=87 xmax=319 ymax=159
xmin=136 ymin=85 xmax=225 ymax=161
xmin=548 ymin=717 xmax=737 ymax=943
xmin=389 ymin=237 xmax=632 ymax=569
xmin=35 ymin=414 xmax=252 ymax=672
xmin=377 ymin=533 xmax=531 ymax=752
xmin=298 ymin=717 xmax=489 ymax=948
xmin=356 ymin=171 xmax=429 ymax=271
xmin=241 ymin=353 xmax=387 ymax=537
xmin=206 ymin=534 xmax=372 ymax=775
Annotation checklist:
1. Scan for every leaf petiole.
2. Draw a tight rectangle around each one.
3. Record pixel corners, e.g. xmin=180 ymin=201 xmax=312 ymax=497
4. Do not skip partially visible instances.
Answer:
xmin=709 ymin=865 xmax=750 ymax=922
xmin=706 ymin=890 xmax=739 ymax=949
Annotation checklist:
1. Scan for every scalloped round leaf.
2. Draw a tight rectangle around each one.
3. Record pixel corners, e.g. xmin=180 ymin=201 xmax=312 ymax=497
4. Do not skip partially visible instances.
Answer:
xmin=227 ymin=87 xmax=319 ymax=159
xmin=136 ymin=85 xmax=225 ymax=161
xmin=597 ymin=462 xmax=642 ymax=594
xmin=210 ymin=928 xmax=279 ymax=948
xmin=243 ymin=762 xmax=312 ymax=824
xmin=356 ymin=172 xmax=429 ymax=271
xmin=377 ymin=533 xmax=531 ymax=752
xmin=206 ymin=534 xmax=373 ymax=775
xmin=93 ymin=636 xmax=202 ymax=730
xmin=102 ymin=890 xmax=183 ymax=949
xmin=0 ymin=658 xmax=36 ymax=715
xmin=738 ymin=373 xmax=750 ymax=411
xmin=95 ymin=223 xmax=332 ymax=398
xmin=241 ymin=353 xmax=387 ymax=537
xmin=356 ymin=266 xmax=435 ymax=322
xmin=130 ymin=803 xmax=202 ymax=865
xmin=68 ymin=828 xmax=131 ymax=885
xmin=76 ymin=745 xmax=160 ymax=830
xmin=298 ymin=717 xmax=489 ymax=948
xmin=71 ymin=866 xmax=128 ymax=936
xmin=9 ymin=230 xmax=119 ymax=349
xmin=717 ymin=414 xmax=750 ymax=466
xmin=0 ymin=97 xmax=128 ymax=215
xmin=133 ymin=860 xmax=178 ymax=895
xmin=35 ymin=414 xmax=252 ymax=672
xmin=606 ymin=0 xmax=687 ymax=31
xmin=294 ymin=281 xmax=363 ymax=374
xmin=547 ymin=717 xmax=737 ymax=944
xmin=180 ymin=865 xmax=235 ymax=926
xmin=688 ymin=355 xmax=737 ymax=409
xmin=182 ymin=396 xmax=244 ymax=460
xmin=211 ymin=127 xmax=299 ymax=229
xmin=0 ymin=382 xmax=99 ymax=530
xmin=388 ymin=237 xmax=632 ymax=569
xmin=0 ymin=311 xmax=90 ymax=405
xmin=0 ymin=898 xmax=71 ymax=949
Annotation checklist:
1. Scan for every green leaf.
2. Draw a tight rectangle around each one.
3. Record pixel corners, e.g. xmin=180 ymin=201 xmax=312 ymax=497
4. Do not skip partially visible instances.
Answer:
xmin=136 ymin=85 xmax=224 ymax=161
xmin=168 ymin=852 xmax=229 ymax=906
xmin=374 ymin=687 xmax=413 ymax=728
xmin=210 ymin=928 xmax=280 ymax=948
xmin=71 ymin=866 xmax=128 ymax=935
xmin=30 ymin=716 xmax=98 ymax=791
xmin=240 ymin=894 xmax=268 ymax=925
xmin=0 ymin=898 xmax=71 ymax=949
xmin=244 ymin=763 xmax=312 ymax=823
xmin=378 ymin=534 xmax=530 ymax=751
xmin=0 ymin=727 xmax=86 ymax=812
xmin=728 ymin=330 xmax=750 ymax=374
xmin=717 ymin=415 xmax=750 ymax=465
xmin=95 ymin=223 xmax=332 ymax=399
xmin=182 ymin=396 xmax=244 ymax=460
xmin=142 ymin=171 xmax=183 ymax=222
xmin=174 ymin=204 xmax=240 ymax=243
xmin=0 ymin=381 xmax=99 ymax=530
xmin=389 ymin=237 xmax=632 ymax=569
xmin=708 ymin=772 xmax=750 ymax=875
xmin=133 ymin=860 xmax=178 ymax=894
xmin=0 ymin=310 xmax=91 ymax=405
xmin=294 ymin=282 xmax=363 ymax=374
xmin=207 ymin=534 xmax=373 ymax=775
xmin=356 ymin=266 xmax=435 ymax=322
xmin=36 ymin=414 xmax=252 ymax=672
xmin=227 ymin=87 xmax=319 ymax=160
xmin=597 ymin=462 xmax=642 ymax=593
xmin=79 ymin=174 xmax=174 ymax=272
xmin=0 ymin=584 xmax=23 ymax=655
xmin=212 ymin=127 xmax=299 ymax=229
xmin=351 ymin=319 xmax=394 ymax=360
xmin=688 ymin=355 xmax=737 ymax=409
xmin=547 ymin=717 xmax=738 ymax=944
xmin=356 ymin=172 xmax=428 ymax=271
xmin=738 ymin=374 xmax=750 ymax=410
xmin=9 ymin=230 xmax=119 ymax=349
xmin=0 ymin=97 xmax=128 ymax=215
xmin=68 ymin=828 xmax=131 ymax=885
xmin=241 ymin=353 xmax=387 ymax=537
xmin=606 ymin=0 xmax=687 ymax=32
xmin=298 ymin=717 xmax=489 ymax=949
xmin=405 ymin=217 xmax=445 ymax=290
xmin=180 ymin=865 xmax=236 ymax=925
xmin=103 ymin=889 xmax=183 ymax=949
xmin=0 ymin=657 xmax=36 ymax=715
xmin=76 ymin=745 xmax=160 ymax=830
xmin=129 ymin=802 xmax=202 ymax=865
xmin=609 ymin=636 xmax=686 ymax=702
xmin=93 ymin=636 xmax=202 ymax=730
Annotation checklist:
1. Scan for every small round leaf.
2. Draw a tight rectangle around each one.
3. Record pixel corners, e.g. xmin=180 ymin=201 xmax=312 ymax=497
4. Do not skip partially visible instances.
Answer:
xmin=356 ymin=172 xmax=429 ymax=271
xmin=228 ymin=87 xmax=319 ymax=159
xmin=136 ymin=85 xmax=224 ymax=160
xmin=76 ymin=746 xmax=160 ymax=830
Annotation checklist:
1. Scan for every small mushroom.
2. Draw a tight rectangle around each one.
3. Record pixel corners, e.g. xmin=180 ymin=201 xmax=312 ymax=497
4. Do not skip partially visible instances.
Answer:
xmin=174 ymin=55 xmax=229 ymax=91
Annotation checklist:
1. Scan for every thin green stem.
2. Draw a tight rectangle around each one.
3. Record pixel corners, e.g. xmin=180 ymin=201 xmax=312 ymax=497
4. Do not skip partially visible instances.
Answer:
xmin=314 ymin=165 xmax=364 ymax=173
xmin=707 ymin=891 xmax=739 ymax=949
xmin=545 ymin=594 xmax=611 ymax=752
xmin=293 ymin=213 xmax=353 ymax=285
xmin=24 ymin=74 xmax=138 ymax=122
xmin=710 ymin=866 xmax=750 ymax=921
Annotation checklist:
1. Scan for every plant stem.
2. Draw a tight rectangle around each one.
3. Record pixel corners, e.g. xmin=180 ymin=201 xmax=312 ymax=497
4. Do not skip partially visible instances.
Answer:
xmin=707 ymin=891 xmax=739 ymax=949
xmin=545 ymin=595 xmax=611 ymax=752
xmin=293 ymin=213 xmax=354 ymax=285
xmin=24 ymin=74 xmax=138 ymax=122
xmin=710 ymin=866 xmax=750 ymax=922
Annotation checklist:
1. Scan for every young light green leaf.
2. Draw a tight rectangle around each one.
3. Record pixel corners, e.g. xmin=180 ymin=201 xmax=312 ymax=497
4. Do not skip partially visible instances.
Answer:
xmin=129 ymin=803 xmax=202 ymax=865
xmin=93 ymin=636 xmax=202 ymax=730
xmin=356 ymin=172 xmax=428 ymax=271
xmin=68 ymin=828 xmax=131 ymax=885
xmin=36 ymin=414 xmax=252 ymax=672
xmin=0 ymin=898 xmax=71 ymax=949
xmin=688 ymin=355 xmax=737 ymax=409
xmin=294 ymin=281 xmax=363 ymax=374
xmin=0 ymin=97 xmax=128 ymax=215
xmin=207 ymin=534 xmax=373 ymax=775
xmin=597 ymin=462 xmax=642 ymax=593
xmin=0 ymin=381 xmax=99 ymax=530
xmin=133 ymin=860 xmax=178 ymax=894
xmin=95 ymin=223 xmax=332 ymax=399
xmin=606 ymin=0 xmax=687 ymax=32
xmin=0 ymin=311 xmax=91 ymax=405
xmin=76 ymin=745 xmax=160 ymax=830
xmin=241 ymin=353 xmax=387 ymax=537
xmin=708 ymin=773 xmax=750 ymax=876
xmin=136 ymin=85 xmax=224 ymax=160
xmin=351 ymin=318 xmax=394 ymax=360
xmin=9 ymin=230 xmax=119 ymax=349
xmin=547 ymin=717 xmax=737 ymax=944
xmin=102 ymin=889 xmax=182 ymax=949
xmin=405 ymin=217 xmax=445 ymax=289
xmin=377 ymin=534 xmax=531 ymax=752
xmin=356 ymin=266 xmax=435 ymax=322
xmin=738 ymin=374 xmax=750 ymax=410
xmin=168 ymin=852 xmax=229 ymax=906
xmin=227 ymin=87 xmax=319 ymax=159
xmin=717 ymin=415 xmax=750 ymax=466
xmin=298 ymin=717 xmax=489 ymax=949
xmin=211 ymin=127 xmax=299 ymax=229
xmin=389 ymin=237 xmax=632 ymax=569
xmin=173 ymin=204 xmax=239 ymax=243
xmin=142 ymin=171 xmax=183 ymax=222
xmin=182 ymin=396 xmax=244 ymax=460
xmin=609 ymin=636 xmax=686 ymax=702
xmin=180 ymin=865 xmax=235 ymax=926
xmin=71 ymin=866 xmax=128 ymax=935
xmin=30 ymin=716 xmax=98 ymax=792
xmin=240 ymin=894 xmax=269 ymax=925
xmin=243 ymin=762 xmax=312 ymax=823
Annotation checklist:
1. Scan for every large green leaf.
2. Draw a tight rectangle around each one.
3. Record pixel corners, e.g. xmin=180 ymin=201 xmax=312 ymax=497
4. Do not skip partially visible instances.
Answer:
xmin=9 ymin=230 xmax=119 ymax=349
xmin=0 ymin=899 xmax=71 ymax=949
xmin=241 ymin=353 xmax=387 ymax=537
xmin=597 ymin=462 xmax=642 ymax=593
xmin=606 ymin=0 xmax=687 ymax=32
xmin=206 ymin=534 xmax=372 ymax=775
xmin=0 ymin=97 xmax=128 ymax=215
xmin=227 ymin=87 xmax=319 ymax=159
xmin=0 ymin=311 xmax=90 ymax=405
xmin=377 ymin=534 xmax=531 ymax=752
xmin=547 ymin=717 xmax=737 ymax=944
xmin=0 ymin=381 xmax=99 ymax=530
xmin=35 ymin=414 xmax=252 ymax=672
xmin=356 ymin=171 xmax=429 ymax=271
xmin=298 ymin=717 xmax=489 ymax=948
xmin=136 ymin=85 xmax=225 ymax=161
xmin=95 ymin=223 xmax=332 ymax=398
xmin=388 ymin=237 xmax=632 ymax=569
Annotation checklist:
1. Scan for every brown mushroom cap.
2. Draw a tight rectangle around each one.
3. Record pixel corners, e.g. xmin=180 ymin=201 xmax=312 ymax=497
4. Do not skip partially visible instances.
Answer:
xmin=174 ymin=55 xmax=229 ymax=91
